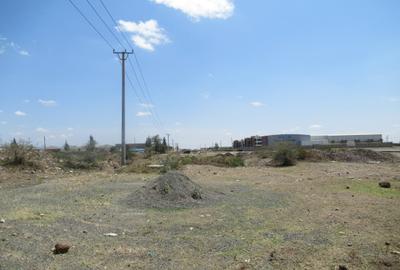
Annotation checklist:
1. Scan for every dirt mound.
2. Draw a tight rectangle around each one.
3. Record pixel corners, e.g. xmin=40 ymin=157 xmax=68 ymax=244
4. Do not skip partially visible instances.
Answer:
xmin=306 ymin=149 xmax=396 ymax=163
xmin=127 ymin=171 xmax=217 ymax=208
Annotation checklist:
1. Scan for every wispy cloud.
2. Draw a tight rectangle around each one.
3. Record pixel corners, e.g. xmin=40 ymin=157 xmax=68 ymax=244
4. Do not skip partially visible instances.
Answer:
xmin=309 ymin=124 xmax=322 ymax=129
xmin=67 ymin=127 xmax=74 ymax=131
xmin=117 ymin=19 xmax=169 ymax=51
xmin=1 ymin=121 xmax=6 ymax=125
xmin=35 ymin=127 xmax=49 ymax=133
xmin=250 ymin=101 xmax=264 ymax=107
xmin=0 ymin=36 xmax=30 ymax=56
xmin=150 ymin=0 xmax=235 ymax=20
xmin=136 ymin=111 xmax=152 ymax=117
xmin=15 ymin=110 xmax=27 ymax=116
xmin=140 ymin=103 xmax=155 ymax=108
xmin=38 ymin=99 xmax=57 ymax=107
xmin=19 ymin=50 xmax=29 ymax=56
xmin=201 ymin=92 xmax=210 ymax=99
xmin=23 ymin=99 xmax=30 ymax=103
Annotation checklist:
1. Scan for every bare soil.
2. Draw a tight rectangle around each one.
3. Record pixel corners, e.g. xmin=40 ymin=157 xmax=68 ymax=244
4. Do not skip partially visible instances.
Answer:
xmin=0 ymin=161 xmax=399 ymax=269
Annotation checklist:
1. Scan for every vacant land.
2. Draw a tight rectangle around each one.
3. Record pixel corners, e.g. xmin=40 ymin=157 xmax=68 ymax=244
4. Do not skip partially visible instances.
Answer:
xmin=1 ymin=160 xmax=399 ymax=269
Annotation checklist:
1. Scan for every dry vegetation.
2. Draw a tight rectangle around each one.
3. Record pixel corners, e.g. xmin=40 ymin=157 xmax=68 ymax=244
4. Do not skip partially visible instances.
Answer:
xmin=0 ymin=143 xmax=399 ymax=269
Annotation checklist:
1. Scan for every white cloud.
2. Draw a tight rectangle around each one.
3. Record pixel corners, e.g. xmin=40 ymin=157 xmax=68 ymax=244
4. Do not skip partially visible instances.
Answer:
xmin=250 ymin=101 xmax=264 ymax=107
xmin=386 ymin=97 xmax=398 ymax=102
xmin=1 ymin=121 xmax=6 ymax=125
xmin=19 ymin=50 xmax=29 ymax=56
xmin=117 ymin=19 xmax=169 ymax=51
xmin=140 ymin=103 xmax=154 ymax=108
xmin=309 ymin=124 xmax=322 ymax=129
xmin=201 ymin=92 xmax=210 ymax=99
xmin=0 ymin=36 xmax=29 ymax=56
xmin=67 ymin=127 xmax=74 ymax=131
xmin=23 ymin=99 xmax=30 ymax=103
xmin=15 ymin=132 xmax=23 ymax=136
xmin=36 ymin=127 xmax=49 ymax=133
xmin=38 ymin=99 xmax=57 ymax=107
xmin=151 ymin=0 xmax=235 ymax=20
xmin=60 ymin=133 xmax=74 ymax=138
xmin=15 ymin=110 xmax=27 ymax=116
xmin=136 ymin=111 xmax=152 ymax=117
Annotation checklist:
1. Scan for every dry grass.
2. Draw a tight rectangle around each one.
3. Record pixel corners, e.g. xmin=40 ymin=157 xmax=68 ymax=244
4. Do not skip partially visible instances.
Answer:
xmin=0 ymin=161 xmax=399 ymax=269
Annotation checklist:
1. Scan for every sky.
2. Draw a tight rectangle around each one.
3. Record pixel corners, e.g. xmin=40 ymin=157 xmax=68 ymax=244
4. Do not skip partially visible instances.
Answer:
xmin=0 ymin=0 xmax=399 ymax=148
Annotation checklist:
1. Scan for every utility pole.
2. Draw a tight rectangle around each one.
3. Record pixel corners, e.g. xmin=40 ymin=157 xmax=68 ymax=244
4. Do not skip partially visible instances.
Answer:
xmin=166 ymin=133 xmax=170 ymax=151
xmin=43 ymin=136 xmax=46 ymax=151
xmin=114 ymin=49 xmax=133 ymax=165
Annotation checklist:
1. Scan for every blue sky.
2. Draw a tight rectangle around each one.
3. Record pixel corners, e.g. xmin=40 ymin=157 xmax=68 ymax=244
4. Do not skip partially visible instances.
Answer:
xmin=0 ymin=0 xmax=399 ymax=148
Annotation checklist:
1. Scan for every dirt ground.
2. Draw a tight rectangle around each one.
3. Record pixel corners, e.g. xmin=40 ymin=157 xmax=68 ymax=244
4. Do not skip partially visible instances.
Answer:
xmin=1 ymin=161 xmax=399 ymax=269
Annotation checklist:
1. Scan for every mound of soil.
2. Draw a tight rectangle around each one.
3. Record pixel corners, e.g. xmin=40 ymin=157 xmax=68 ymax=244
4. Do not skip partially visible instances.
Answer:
xmin=127 ymin=171 xmax=218 ymax=208
xmin=306 ymin=149 xmax=396 ymax=163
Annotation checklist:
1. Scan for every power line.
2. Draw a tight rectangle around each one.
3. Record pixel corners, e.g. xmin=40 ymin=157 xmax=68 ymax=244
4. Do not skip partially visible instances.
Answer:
xmin=126 ymin=73 xmax=163 ymax=133
xmin=98 ymin=0 xmax=165 ymax=131
xmin=66 ymin=0 xmax=114 ymax=50
xmin=85 ymin=0 xmax=126 ymax=50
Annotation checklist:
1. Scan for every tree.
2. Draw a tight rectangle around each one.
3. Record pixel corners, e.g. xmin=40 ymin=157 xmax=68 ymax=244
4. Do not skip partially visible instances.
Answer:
xmin=64 ymin=140 xmax=70 ymax=151
xmin=145 ymin=136 xmax=152 ymax=148
xmin=162 ymin=137 xmax=167 ymax=151
xmin=11 ymin=138 xmax=17 ymax=146
xmin=86 ymin=135 xmax=97 ymax=151
xmin=214 ymin=143 xmax=219 ymax=150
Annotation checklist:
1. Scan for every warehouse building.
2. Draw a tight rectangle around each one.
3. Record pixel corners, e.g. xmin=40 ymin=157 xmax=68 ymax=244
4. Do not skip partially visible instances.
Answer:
xmin=311 ymin=134 xmax=382 ymax=146
xmin=268 ymin=134 xmax=311 ymax=146
xmin=233 ymin=134 xmax=383 ymax=149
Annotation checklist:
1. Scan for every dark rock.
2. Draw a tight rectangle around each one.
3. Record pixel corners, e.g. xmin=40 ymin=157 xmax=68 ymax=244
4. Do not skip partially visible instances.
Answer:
xmin=379 ymin=182 xmax=391 ymax=188
xmin=338 ymin=265 xmax=348 ymax=270
xmin=53 ymin=243 xmax=70 ymax=254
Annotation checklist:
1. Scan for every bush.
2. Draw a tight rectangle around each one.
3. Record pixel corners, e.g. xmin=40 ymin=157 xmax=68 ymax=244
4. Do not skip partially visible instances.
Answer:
xmin=272 ymin=143 xmax=297 ymax=167
xmin=296 ymin=147 xmax=308 ymax=160
xmin=1 ymin=140 xmax=41 ymax=169
xmin=56 ymin=151 xmax=102 ymax=170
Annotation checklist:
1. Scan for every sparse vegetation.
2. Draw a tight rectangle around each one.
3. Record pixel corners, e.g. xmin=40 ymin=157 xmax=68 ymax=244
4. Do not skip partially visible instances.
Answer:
xmin=0 ymin=139 xmax=42 ymax=169
xmin=272 ymin=143 xmax=298 ymax=167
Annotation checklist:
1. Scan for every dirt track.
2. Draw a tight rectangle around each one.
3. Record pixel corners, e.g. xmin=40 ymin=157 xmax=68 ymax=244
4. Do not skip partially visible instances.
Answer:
xmin=1 ymin=162 xmax=399 ymax=269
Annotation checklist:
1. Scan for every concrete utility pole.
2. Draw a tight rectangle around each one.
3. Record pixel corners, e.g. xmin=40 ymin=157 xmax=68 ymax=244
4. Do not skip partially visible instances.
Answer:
xmin=114 ymin=49 xmax=133 ymax=165
xmin=166 ymin=133 xmax=170 ymax=151
xmin=43 ymin=136 xmax=46 ymax=151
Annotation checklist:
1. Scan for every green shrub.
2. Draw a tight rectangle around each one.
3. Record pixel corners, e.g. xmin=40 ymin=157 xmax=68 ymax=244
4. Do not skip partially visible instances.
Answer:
xmin=56 ymin=151 xmax=101 ymax=170
xmin=296 ymin=147 xmax=308 ymax=160
xmin=1 ymin=140 xmax=41 ymax=169
xmin=272 ymin=143 xmax=297 ymax=167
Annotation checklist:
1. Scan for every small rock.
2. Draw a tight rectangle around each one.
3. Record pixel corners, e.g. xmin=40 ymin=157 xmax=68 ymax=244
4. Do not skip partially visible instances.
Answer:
xmin=346 ymin=186 xmax=350 ymax=189
xmin=391 ymin=250 xmax=400 ymax=255
xmin=379 ymin=182 xmax=391 ymax=188
xmin=82 ymin=230 xmax=88 ymax=234
xmin=104 ymin=233 xmax=118 ymax=237
xmin=338 ymin=266 xmax=348 ymax=270
xmin=189 ymin=227 xmax=194 ymax=231
xmin=53 ymin=243 xmax=70 ymax=254
xmin=0 ymin=218 xmax=5 ymax=223
xmin=347 ymin=242 xmax=353 ymax=247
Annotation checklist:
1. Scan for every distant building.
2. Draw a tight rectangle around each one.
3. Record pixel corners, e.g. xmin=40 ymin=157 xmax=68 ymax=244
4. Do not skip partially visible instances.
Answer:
xmin=232 ymin=133 xmax=383 ymax=149
xmin=311 ymin=134 xmax=382 ymax=145
xmin=115 ymin=143 xmax=146 ymax=153
xmin=267 ymin=134 xmax=311 ymax=146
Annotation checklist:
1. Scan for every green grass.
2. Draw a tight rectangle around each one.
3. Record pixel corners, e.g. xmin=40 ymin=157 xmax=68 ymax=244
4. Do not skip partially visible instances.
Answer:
xmin=346 ymin=181 xmax=400 ymax=198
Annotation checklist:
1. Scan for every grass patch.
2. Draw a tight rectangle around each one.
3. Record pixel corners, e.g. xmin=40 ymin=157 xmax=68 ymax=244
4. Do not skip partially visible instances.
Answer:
xmin=6 ymin=208 xmax=62 ymax=223
xmin=346 ymin=181 xmax=400 ymax=198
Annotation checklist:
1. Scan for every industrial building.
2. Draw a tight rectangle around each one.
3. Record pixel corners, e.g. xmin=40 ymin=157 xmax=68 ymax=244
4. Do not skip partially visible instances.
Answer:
xmin=310 ymin=134 xmax=382 ymax=146
xmin=233 ymin=134 xmax=383 ymax=149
